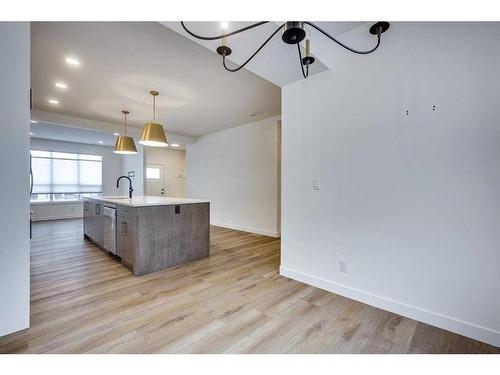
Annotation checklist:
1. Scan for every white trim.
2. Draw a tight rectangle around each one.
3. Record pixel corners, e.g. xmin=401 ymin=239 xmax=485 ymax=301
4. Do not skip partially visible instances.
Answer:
xmin=32 ymin=213 xmax=83 ymax=222
xmin=279 ymin=266 xmax=500 ymax=348
xmin=211 ymin=220 xmax=280 ymax=238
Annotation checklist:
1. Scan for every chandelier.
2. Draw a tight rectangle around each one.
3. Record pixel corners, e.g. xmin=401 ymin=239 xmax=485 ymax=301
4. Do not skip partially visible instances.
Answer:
xmin=181 ymin=21 xmax=390 ymax=79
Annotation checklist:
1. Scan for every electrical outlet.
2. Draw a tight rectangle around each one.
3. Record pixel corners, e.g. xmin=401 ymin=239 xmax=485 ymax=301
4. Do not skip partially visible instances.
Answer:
xmin=339 ymin=260 xmax=348 ymax=273
xmin=313 ymin=178 xmax=320 ymax=190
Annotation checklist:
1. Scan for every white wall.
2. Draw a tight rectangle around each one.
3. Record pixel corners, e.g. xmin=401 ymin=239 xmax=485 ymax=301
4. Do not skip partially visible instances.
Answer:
xmin=145 ymin=147 xmax=187 ymax=197
xmin=121 ymin=144 xmax=145 ymax=196
xmin=0 ymin=22 xmax=30 ymax=337
xmin=31 ymin=202 xmax=83 ymax=222
xmin=281 ymin=22 xmax=500 ymax=347
xmin=30 ymin=138 xmax=123 ymax=221
xmin=187 ymin=116 xmax=281 ymax=237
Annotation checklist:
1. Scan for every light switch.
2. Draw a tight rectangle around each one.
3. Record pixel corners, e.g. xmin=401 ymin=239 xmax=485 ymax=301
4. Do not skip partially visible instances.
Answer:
xmin=313 ymin=178 xmax=320 ymax=191
xmin=339 ymin=260 xmax=348 ymax=273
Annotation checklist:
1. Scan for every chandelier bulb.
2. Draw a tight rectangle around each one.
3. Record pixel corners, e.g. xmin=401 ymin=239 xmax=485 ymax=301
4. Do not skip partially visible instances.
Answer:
xmin=221 ymin=21 xmax=228 ymax=47
xmin=302 ymin=36 xmax=316 ymax=66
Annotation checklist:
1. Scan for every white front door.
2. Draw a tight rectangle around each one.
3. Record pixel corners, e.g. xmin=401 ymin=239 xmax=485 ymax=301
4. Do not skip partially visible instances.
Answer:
xmin=145 ymin=164 xmax=166 ymax=196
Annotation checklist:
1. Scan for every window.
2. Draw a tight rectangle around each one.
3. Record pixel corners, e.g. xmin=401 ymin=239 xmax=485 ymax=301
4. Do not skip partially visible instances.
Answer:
xmin=146 ymin=167 xmax=161 ymax=180
xmin=31 ymin=150 xmax=102 ymax=202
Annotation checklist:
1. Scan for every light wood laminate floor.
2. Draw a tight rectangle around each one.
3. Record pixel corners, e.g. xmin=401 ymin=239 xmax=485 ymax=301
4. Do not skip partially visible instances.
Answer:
xmin=0 ymin=219 xmax=498 ymax=354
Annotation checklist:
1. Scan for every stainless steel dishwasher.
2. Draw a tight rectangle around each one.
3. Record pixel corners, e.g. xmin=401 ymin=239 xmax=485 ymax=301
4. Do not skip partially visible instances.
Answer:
xmin=103 ymin=205 xmax=117 ymax=255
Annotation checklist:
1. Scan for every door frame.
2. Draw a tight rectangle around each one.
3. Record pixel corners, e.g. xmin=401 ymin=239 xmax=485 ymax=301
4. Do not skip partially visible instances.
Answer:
xmin=145 ymin=163 xmax=166 ymax=196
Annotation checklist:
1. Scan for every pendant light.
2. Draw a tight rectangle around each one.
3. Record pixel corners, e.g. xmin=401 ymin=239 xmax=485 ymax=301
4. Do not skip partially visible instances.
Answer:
xmin=139 ymin=90 xmax=168 ymax=147
xmin=114 ymin=110 xmax=138 ymax=154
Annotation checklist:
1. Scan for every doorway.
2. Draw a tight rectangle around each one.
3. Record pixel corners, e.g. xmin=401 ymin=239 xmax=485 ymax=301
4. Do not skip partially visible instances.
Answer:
xmin=145 ymin=164 xmax=166 ymax=196
xmin=144 ymin=148 xmax=187 ymax=198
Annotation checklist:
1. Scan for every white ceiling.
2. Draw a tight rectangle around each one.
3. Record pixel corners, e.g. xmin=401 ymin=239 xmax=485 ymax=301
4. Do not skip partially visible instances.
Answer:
xmin=31 ymin=22 xmax=281 ymax=137
xmin=30 ymin=121 xmax=188 ymax=150
xmin=30 ymin=122 xmax=117 ymax=147
xmin=163 ymin=21 xmax=364 ymax=86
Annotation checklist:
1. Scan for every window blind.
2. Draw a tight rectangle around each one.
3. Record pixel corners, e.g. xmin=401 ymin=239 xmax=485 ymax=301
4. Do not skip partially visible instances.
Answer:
xmin=31 ymin=150 xmax=103 ymax=194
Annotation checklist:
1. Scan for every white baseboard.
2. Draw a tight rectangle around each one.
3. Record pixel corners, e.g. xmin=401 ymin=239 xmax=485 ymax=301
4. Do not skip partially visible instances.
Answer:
xmin=32 ymin=214 xmax=83 ymax=222
xmin=280 ymin=266 xmax=500 ymax=348
xmin=211 ymin=220 xmax=280 ymax=238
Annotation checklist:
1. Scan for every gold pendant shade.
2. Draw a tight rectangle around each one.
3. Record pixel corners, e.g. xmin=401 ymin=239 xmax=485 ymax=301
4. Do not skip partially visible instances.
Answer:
xmin=139 ymin=121 xmax=168 ymax=147
xmin=114 ymin=135 xmax=138 ymax=154
xmin=114 ymin=110 xmax=138 ymax=154
xmin=139 ymin=91 xmax=168 ymax=147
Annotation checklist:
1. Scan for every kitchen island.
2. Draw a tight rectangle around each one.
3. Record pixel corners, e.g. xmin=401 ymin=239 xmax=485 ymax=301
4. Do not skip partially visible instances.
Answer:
xmin=82 ymin=196 xmax=210 ymax=276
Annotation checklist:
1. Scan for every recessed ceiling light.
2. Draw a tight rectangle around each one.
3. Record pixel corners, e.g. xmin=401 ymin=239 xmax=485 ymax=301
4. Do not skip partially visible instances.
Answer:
xmin=98 ymin=141 xmax=104 ymax=144
xmin=48 ymin=99 xmax=59 ymax=104
xmin=55 ymin=82 xmax=68 ymax=89
xmin=65 ymin=57 xmax=80 ymax=66
xmin=29 ymin=132 xmax=34 ymax=136
xmin=170 ymin=143 xmax=180 ymax=147
xmin=30 ymin=120 xmax=38 ymax=124
xmin=114 ymin=133 xmax=120 ymax=136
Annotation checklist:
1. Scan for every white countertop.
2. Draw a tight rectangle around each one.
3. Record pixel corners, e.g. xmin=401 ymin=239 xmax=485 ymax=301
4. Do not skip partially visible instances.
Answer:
xmin=83 ymin=195 xmax=209 ymax=208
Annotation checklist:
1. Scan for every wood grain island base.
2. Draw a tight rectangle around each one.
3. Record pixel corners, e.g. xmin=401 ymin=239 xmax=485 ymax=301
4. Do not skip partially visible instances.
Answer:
xmin=83 ymin=196 xmax=210 ymax=276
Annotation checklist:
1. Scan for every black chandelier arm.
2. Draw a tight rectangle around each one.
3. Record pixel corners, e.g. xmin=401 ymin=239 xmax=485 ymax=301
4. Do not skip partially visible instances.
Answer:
xmin=304 ymin=21 xmax=381 ymax=55
xmin=297 ymin=43 xmax=309 ymax=79
xmin=180 ymin=21 xmax=269 ymax=41
xmin=222 ymin=23 xmax=285 ymax=72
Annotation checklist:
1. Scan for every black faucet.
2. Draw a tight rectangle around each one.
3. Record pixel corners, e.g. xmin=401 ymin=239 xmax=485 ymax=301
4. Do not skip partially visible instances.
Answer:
xmin=117 ymin=176 xmax=134 ymax=198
